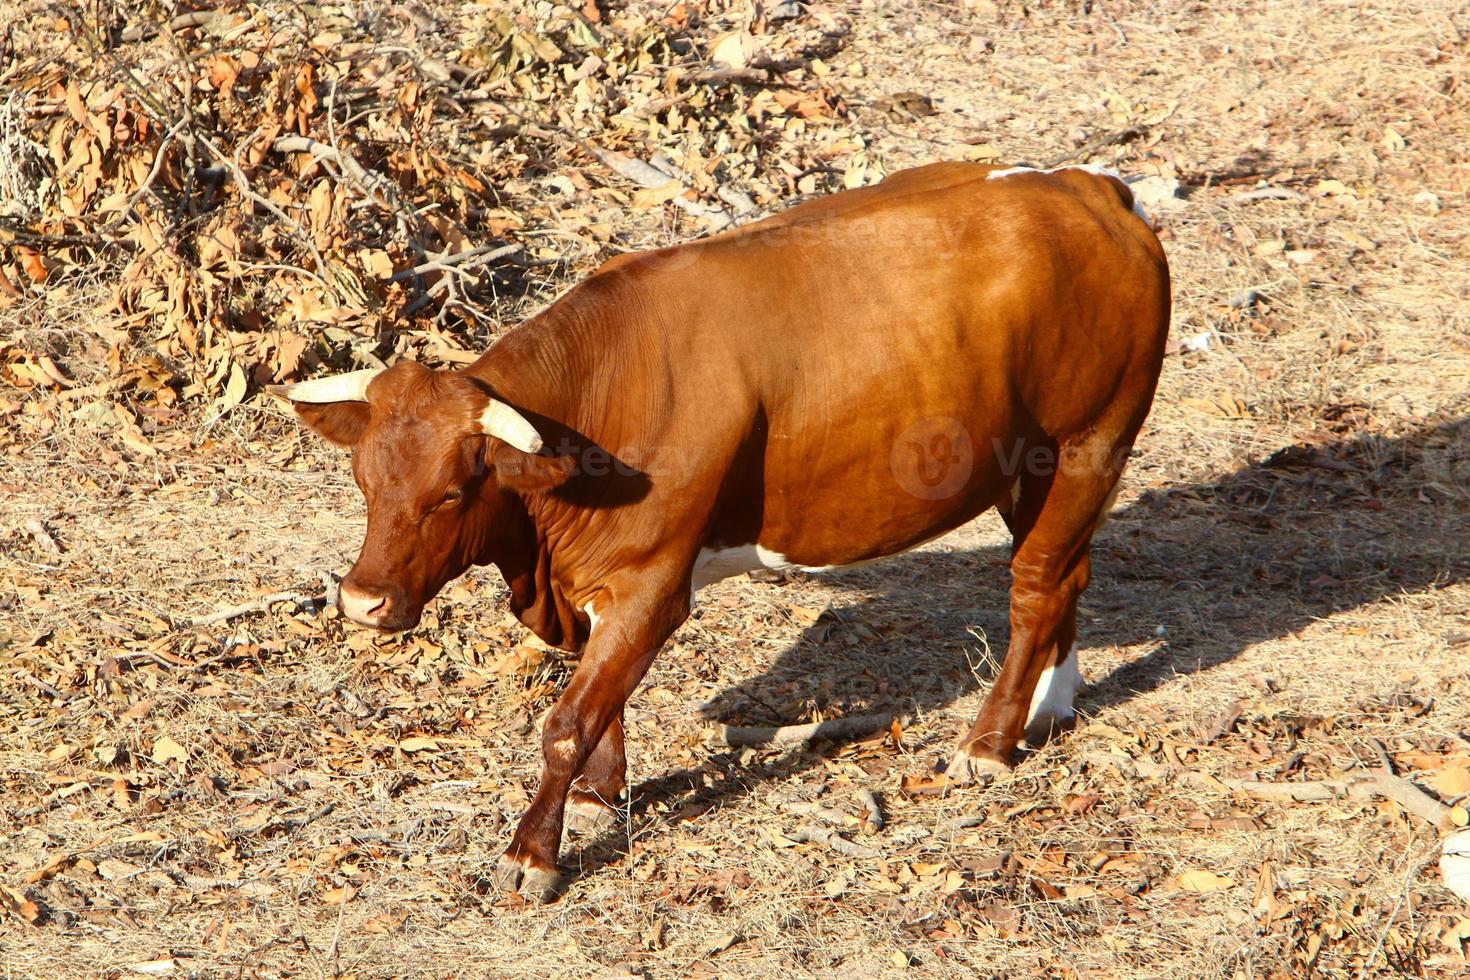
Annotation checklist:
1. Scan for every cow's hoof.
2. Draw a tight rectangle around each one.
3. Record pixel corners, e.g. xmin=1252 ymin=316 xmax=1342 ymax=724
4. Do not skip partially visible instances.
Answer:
xmin=943 ymin=747 xmax=1011 ymax=786
xmin=495 ymin=852 xmax=563 ymax=903
xmin=565 ymin=793 xmax=620 ymax=835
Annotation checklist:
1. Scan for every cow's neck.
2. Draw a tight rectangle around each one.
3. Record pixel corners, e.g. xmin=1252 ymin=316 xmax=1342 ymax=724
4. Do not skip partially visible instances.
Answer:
xmin=468 ymin=273 xmax=653 ymax=440
xmin=470 ymin=276 xmax=654 ymax=652
xmin=485 ymin=488 xmax=587 ymax=653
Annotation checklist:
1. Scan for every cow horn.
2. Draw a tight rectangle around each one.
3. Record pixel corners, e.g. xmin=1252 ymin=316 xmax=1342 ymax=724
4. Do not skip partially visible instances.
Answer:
xmin=478 ymin=400 xmax=544 ymax=453
xmin=267 ymin=368 xmax=382 ymax=403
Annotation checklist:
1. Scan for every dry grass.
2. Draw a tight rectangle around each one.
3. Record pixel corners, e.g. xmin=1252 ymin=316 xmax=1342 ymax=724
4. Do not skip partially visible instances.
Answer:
xmin=4 ymin=0 xmax=1470 ymax=977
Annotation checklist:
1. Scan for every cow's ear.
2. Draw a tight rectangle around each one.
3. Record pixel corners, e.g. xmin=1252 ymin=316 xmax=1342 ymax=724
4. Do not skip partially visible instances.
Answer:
xmin=489 ymin=442 xmax=576 ymax=492
xmin=293 ymin=401 xmax=371 ymax=448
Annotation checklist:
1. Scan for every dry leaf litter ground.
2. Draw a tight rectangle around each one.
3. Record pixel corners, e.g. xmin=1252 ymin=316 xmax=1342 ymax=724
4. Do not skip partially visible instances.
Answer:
xmin=2 ymin=0 xmax=1470 ymax=976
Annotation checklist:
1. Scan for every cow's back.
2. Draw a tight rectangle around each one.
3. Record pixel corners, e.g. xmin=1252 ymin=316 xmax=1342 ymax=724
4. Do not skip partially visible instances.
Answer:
xmin=669 ymin=164 xmax=1167 ymax=563
xmin=483 ymin=163 xmax=1169 ymax=570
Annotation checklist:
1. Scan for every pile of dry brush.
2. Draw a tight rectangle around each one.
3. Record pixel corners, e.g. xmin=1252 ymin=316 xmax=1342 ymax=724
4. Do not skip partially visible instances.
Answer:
xmin=0 ymin=0 xmax=879 ymax=434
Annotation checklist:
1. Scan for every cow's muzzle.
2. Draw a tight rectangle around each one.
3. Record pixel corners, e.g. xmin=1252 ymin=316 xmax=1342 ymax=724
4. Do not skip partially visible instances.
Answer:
xmin=338 ymin=580 xmax=417 ymax=631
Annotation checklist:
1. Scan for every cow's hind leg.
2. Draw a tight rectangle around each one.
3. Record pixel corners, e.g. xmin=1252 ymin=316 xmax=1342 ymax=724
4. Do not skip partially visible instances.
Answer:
xmin=946 ymin=446 xmax=1122 ymax=783
xmin=565 ymin=710 xmax=626 ymax=834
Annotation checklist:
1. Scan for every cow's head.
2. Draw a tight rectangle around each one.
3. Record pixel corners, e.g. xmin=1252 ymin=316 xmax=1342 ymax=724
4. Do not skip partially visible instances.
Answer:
xmin=272 ymin=361 xmax=573 ymax=631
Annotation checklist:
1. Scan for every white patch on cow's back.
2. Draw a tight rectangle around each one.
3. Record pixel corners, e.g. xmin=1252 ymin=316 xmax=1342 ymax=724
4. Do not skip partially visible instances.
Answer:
xmin=1026 ymin=643 xmax=1082 ymax=727
xmin=987 ymin=164 xmax=1151 ymax=225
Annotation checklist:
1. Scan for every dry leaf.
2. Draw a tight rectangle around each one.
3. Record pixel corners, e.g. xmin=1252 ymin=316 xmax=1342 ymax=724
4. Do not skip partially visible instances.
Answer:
xmin=630 ymin=180 xmax=687 ymax=210
xmin=1442 ymin=829 xmax=1470 ymax=905
xmin=0 ymin=885 xmax=42 ymax=925
xmin=151 ymin=735 xmax=188 ymax=765
xmin=488 ymin=644 xmax=546 ymax=677
xmin=1441 ymin=918 xmax=1470 ymax=957
xmin=322 ymin=884 xmax=357 ymax=905
xmin=1173 ymin=869 xmax=1235 ymax=893
xmin=1180 ymin=395 xmax=1250 ymax=419
xmin=708 ymin=31 xmax=755 ymax=69
xmin=1431 ymin=767 xmax=1470 ymax=798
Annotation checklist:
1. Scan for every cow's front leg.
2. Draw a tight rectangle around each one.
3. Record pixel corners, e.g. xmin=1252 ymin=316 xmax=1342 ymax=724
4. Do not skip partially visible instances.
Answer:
xmin=565 ymin=709 xmax=625 ymax=834
xmin=496 ymin=588 xmax=686 ymax=901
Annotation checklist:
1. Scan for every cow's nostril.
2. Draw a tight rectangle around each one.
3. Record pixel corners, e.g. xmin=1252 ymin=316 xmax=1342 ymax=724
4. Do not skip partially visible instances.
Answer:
xmin=339 ymin=584 xmax=388 ymax=624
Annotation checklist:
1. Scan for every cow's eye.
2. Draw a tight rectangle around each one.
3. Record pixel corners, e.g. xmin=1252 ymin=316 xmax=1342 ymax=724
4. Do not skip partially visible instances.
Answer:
xmin=441 ymin=488 xmax=463 ymax=506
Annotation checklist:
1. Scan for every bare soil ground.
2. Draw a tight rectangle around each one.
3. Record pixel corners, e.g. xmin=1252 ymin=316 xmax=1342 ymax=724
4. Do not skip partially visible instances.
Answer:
xmin=3 ymin=1 xmax=1470 ymax=977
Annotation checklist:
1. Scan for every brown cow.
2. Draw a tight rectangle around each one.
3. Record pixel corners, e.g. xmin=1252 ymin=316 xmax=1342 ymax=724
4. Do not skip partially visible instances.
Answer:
xmin=271 ymin=162 xmax=1171 ymax=901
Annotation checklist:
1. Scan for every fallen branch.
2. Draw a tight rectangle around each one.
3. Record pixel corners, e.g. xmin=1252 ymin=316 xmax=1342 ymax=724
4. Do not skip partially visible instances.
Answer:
xmin=584 ymin=144 xmax=734 ymax=229
xmin=198 ymin=134 xmax=335 ymax=299
xmin=272 ymin=135 xmax=399 ymax=206
xmin=119 ymin=9 xmax=229 ymax=43
xmin=174 ymin=572 xmax=337 ymax=630
xmin=1041 ymin=124 xmax=1149 ymax=169
xmin=690 ymin=67 xmax=771 ymax=86
xmin=23 ymin=518 xmax=61 ymax=554
xmin=1223 ymin=187 xmax=1308 ymax=205
xmin=856 ymin=788 xmax=885 ymax=830
xmin=389 ymin=243 xmax=522 ymax=283
xmin=713 ymin=712 xmax=905 ymax=748
xmin=789 ymin=824 xmax=882 ymax=859
xmin=1085 ymin=751 xmax=1452 ymax=828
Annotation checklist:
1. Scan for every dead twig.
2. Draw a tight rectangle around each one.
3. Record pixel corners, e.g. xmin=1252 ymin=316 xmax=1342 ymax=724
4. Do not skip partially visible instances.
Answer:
xmin=119 ymin=9 xmax=229 ymax=43
xmin=856 ymin=788 xmax=885 ymax=830
xmin=584 ymin=144 xmax=734 ymax=230
xmin=198 ymin=133 xmax=336 ymax=299
xmin=23 ymin=518 xmax=61 ymax=554
xmin=713 ymin=712 xmax=907 ymax=748
xmin=789 ymin=824 xmax=882 ymax=859
xmin=173 ymin=573 xmax=335 ymax=630
xmin=1085 ymin=752 xmax=1452 ymax=827
xmin=1041 ymin=125 xmax=1149 ymax=169
xmin=1223 ymin=187 xmax=1309 ymax=205
xmin=390 ymin=243 xmax=522 ymax=283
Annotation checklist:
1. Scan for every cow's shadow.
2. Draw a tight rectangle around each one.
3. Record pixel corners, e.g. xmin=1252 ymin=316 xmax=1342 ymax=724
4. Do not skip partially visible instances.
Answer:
xmin=566 ymin=417 xmax=1470 ymax=874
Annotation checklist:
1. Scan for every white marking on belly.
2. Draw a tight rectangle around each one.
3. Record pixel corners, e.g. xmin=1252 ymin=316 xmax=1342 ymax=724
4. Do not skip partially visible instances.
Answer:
xmin=987 ymin=164 xmax=1151 ymax=225
xmin=1009 ymin=478 xmax=1023 ymax=510
xmin=1027 ymin=643 xmax=1081 ymax=726
xmin=692 ymin=529 xmax=961 ymax=597
xmin=691 ymin=545 xmax=832 ymax=592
